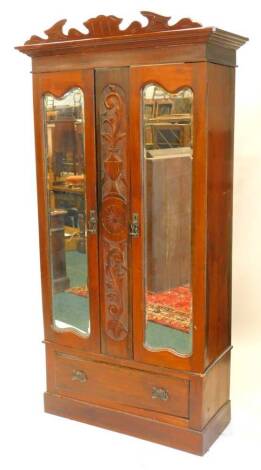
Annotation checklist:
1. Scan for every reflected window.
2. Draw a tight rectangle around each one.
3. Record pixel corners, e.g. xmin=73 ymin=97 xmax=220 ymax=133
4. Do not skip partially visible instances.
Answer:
xmin=142 ymin=84 xmax=193 ymax=356
xmin=43 ymin=88 xmax=90 ymax=335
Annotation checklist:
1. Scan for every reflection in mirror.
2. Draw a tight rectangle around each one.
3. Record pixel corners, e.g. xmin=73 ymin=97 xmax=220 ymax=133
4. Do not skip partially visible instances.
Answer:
xmin=43 ymin=88 xmax=90 ymax=335
xmin=142 ymin=84 xmax=193 ymax=356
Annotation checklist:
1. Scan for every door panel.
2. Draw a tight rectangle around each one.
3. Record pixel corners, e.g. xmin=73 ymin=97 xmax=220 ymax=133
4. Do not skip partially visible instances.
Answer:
xmin=33 ymin=70 xmax=100 ymax=351
xmin=130 ymin=64 xmax=207 ymax=371
xmin=95 ymin=67 xmax=133 ymax=359
xmin=142 ymin=83 xmax=193 ymax=356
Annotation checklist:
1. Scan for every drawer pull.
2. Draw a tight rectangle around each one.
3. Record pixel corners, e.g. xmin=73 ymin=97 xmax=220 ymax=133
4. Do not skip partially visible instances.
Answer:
xmin=72 ymin=369 xmax=87 ymax=383
xmin=152 ymin=386 xmax=169 ymax=401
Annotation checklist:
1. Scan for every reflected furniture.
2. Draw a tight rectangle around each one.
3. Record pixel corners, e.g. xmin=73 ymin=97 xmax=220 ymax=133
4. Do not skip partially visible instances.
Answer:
xmin=49 ymin=209 xmax=70 ymax=293
xmin=17 ymin=12 xmax=247 ymax=455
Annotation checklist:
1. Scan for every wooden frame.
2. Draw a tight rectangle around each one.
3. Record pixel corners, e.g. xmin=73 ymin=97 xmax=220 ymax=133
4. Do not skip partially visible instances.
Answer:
xmin=33 ymin=69 xmax=100 ymax=352
xmin=17 ymin=11 xmax=248 ymax=455
xmin=130 ymin=63 xmax=207 ymax=372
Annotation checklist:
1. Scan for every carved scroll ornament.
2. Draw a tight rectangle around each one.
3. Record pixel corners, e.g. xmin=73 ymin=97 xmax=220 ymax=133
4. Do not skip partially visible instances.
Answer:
xmin=100 ymin=84 xmax=129 ymax=341
xmin=25 ymin=11 xmax=202 ymax=45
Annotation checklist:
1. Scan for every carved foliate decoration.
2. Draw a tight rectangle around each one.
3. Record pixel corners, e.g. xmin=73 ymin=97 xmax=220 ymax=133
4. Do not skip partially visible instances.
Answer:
xmin=100 ymin=84 xmax=129 ymax=341
xmin=102 ymin=198 xmax=127 ymax=240
xmin=24 ymin=11 xmax=202 ymax=45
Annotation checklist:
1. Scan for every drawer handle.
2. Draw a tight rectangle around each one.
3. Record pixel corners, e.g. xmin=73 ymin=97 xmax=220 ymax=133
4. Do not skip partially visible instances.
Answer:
xmin=152 ymin=386 xmax=169 ymax=401
xmin=71 ymin=369 xmax=87 ymax=383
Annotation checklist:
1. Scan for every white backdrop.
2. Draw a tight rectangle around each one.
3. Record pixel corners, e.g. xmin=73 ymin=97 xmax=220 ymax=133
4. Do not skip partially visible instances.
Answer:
xmin=0 ymin=1 xmax=260 ymax=468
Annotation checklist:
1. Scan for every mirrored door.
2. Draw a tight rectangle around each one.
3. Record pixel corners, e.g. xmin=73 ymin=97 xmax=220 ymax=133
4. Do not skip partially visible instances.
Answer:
xmin=142 ymin=84 xmax=193 ymax=356
xmin=130 ymin=64 xmax=207 ymax=371
xmin=33 ymin=70 xmax=100 ymax=351
xmin=43 ymin=88 xmax=89 ymax=335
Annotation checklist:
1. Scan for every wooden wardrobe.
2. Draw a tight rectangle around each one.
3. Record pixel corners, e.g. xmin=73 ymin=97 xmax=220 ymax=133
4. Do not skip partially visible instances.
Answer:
xmin=17 ymin=11 xmax=248 ymax=454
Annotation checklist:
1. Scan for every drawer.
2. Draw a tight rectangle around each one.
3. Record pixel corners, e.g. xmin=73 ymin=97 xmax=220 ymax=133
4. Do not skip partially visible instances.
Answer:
xmin=53 ymin=352 xmax=189 ymax=418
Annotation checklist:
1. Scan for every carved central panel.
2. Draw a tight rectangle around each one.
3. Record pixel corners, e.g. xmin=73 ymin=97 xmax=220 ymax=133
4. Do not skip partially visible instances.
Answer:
xmin=100 ymin=84 xmax=128 ymax=341
xmin=102 ymin=197 xmax=127 ymax=239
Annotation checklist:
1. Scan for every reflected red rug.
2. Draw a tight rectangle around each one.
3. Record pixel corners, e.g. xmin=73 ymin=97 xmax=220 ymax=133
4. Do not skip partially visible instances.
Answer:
xmin=66 ymin=284 xmax=192 ymax=333
xmin=146 ymin=286 xmax=192 ymax=333
xmin=66 ymin=286 xmax=89 ymax=297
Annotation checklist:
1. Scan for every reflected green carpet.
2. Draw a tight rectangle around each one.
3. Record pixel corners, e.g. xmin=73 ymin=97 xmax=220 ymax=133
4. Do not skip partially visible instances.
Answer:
xmin=145 ymin=322 xmax=192 ymax=355
xmin=53 ymin=251 xmax=192 ymax=354
xmin=53 ymin=251 xmax=89 ymax=334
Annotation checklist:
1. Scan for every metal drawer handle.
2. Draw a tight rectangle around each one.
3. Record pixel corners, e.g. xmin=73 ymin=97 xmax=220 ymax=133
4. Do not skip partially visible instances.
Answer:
xmin=71 ymin=369 xmax=87 ymax=383
xmin=152 ymin=386 xmax=169 ymax=401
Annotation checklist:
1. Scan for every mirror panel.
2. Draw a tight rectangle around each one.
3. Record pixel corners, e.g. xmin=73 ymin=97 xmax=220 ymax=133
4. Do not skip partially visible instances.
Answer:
xmin=43 ymin=88 xmax=90 ymax=335
xmin=142 ymin=84 xmax=193 ymax=356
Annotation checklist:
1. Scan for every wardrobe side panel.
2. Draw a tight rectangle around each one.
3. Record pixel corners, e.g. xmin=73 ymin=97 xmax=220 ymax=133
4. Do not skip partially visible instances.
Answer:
xmin=206 ymin=63 xmax=235 ymax=366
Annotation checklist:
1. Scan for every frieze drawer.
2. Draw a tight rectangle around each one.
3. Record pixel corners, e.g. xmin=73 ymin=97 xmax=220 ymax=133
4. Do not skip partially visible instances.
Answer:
xmin=53 ymin=352 xmax=189 ymax=418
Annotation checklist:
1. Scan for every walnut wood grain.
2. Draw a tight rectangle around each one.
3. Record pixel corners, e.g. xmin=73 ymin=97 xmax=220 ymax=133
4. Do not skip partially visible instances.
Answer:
xmin=24 ymin=12 xmax=202 ymax=45
xmin=32 ymin=70 xmax=101 ymax=352
xmin=16 ymin=12 xmax=248 ymax=59
xmin=100 ymin=85 xmax=128 ymax=342
xmin=51 ymin=349 xmax=190 ymax=418
xmin=44 ymin=392 xmax=231 ymax=455
xmin=130 ymin=63 xmax=208 ymax=372
xmin=95 ymin=68 xmax=132 ymax=359
xmin=45 ymin=342 xmax=231 ymax=436
xmin=17 ymin=15 xmax=247 ymax=454
xmin=205 ymin=63 xmax=235 ymax=366
xmin=189 ymin=349 xmax=231 ymax=430
xmin=30 ymin=43 xmax=238 ymax=73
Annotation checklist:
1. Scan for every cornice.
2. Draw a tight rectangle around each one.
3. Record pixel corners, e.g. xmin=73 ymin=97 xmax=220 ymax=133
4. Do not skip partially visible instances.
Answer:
xmin=16 ymin=11 xmax=248 ymax=58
